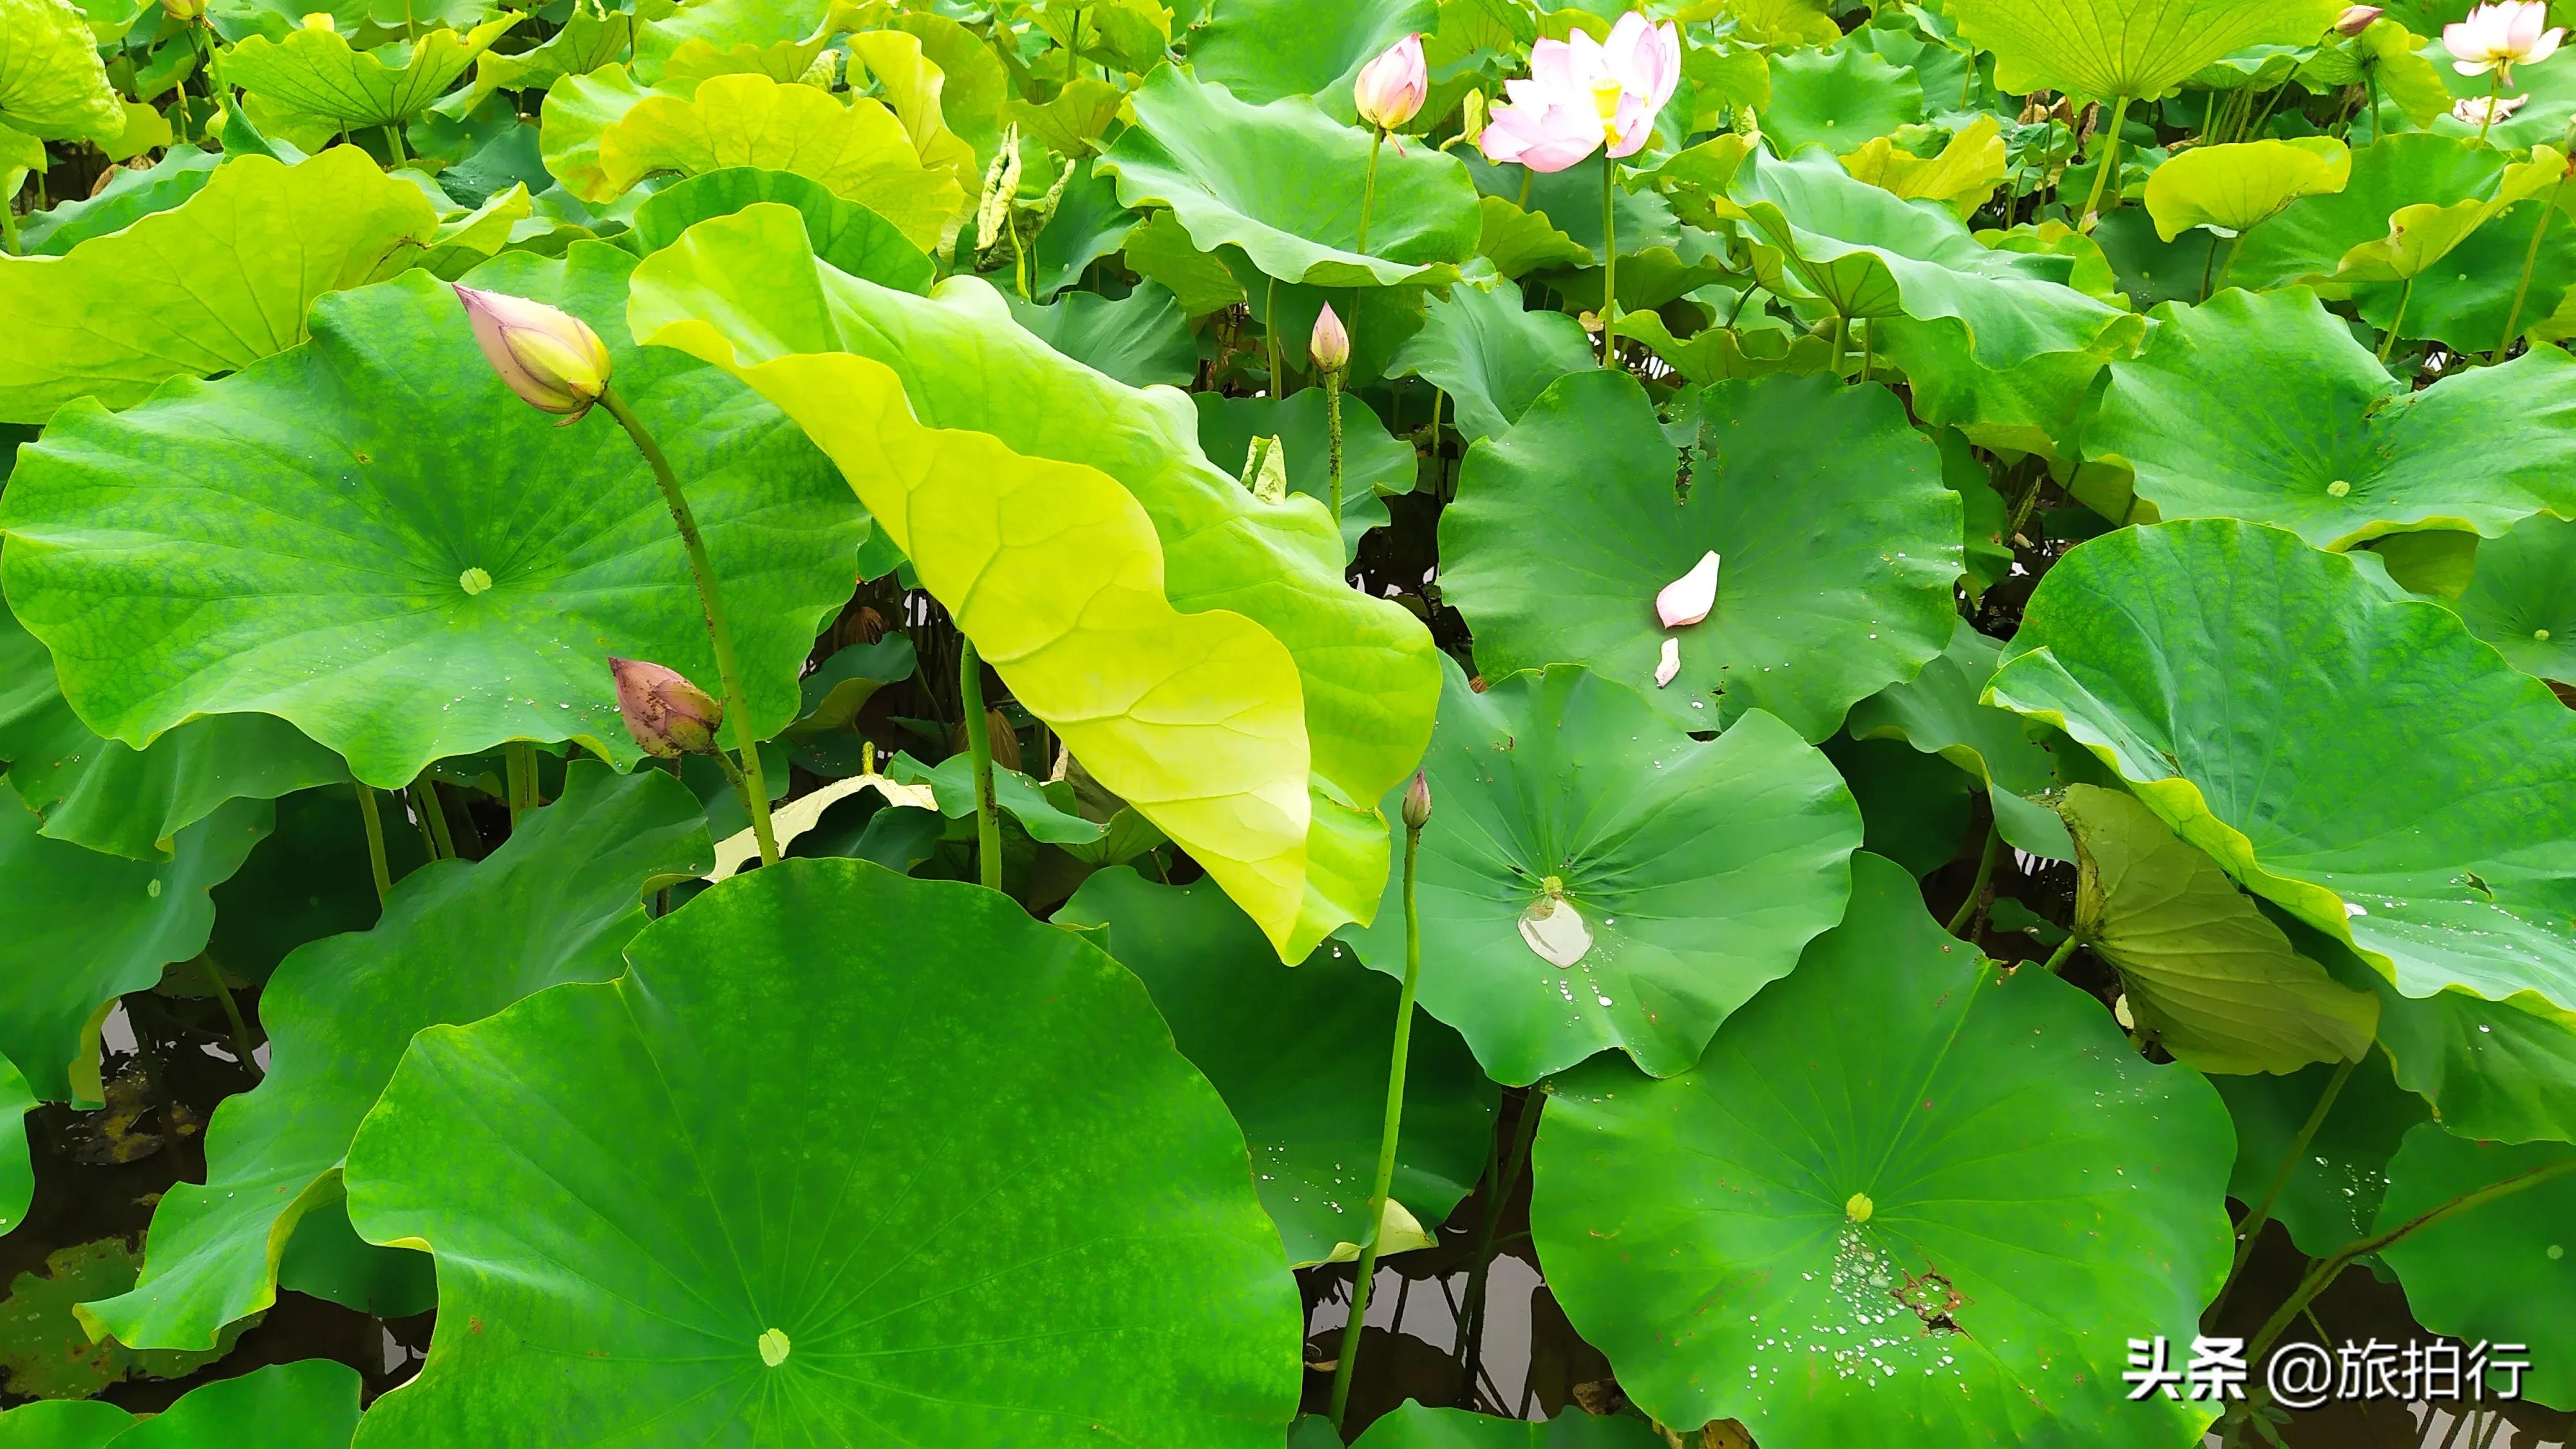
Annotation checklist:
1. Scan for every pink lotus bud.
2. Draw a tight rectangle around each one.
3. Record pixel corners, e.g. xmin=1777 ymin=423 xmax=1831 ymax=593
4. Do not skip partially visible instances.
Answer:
xmin=1654 ymin=636 xmax=1681 ymax=689
xmin=1311 ymin=303 xmax=1351 ymax=374
xmin=1354 ymin=33 xmax=1428 ymax=131
xmin=1655 ymin=551 xmax=1721 ymax=628
xmin=1402 ymin=770 xmax=1432 ymax=830
xmin=451 ymin=284 xmax=612 ymax=423
xmin=2334 ymin=5 xmax=2383 ymax=35
xmin=609 ymin=657 xmax=722 ymax=758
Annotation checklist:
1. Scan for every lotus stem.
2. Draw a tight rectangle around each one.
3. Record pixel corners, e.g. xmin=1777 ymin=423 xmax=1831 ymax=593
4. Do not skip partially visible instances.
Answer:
xmin=2477 ymin=73 xmax=2501 ymax=145
xmin=2038 ymin=932 xmax=2081 ymax=974
xmin=598 ymin=383 xmax=779 ymax=866
xmin=960 ymin=637 xmax=1004 ymax=891
xmin=1 ymin=204 xmax=16 ymax=256
xmin=1266 ymin=276 xmax=1284 ymax=395
xmin=383 ymin=124 xmax=405 ymax=166
xmin=2211 ymin=1055 xmax=2358 ymax=1318
xmin=414 ymin=781 xmax=456 ymax=860
xmin=2080 ymin=94 xmax=2133 ymax=225
xmin=1946 ymin=822 xmax=2002 ymax=936
xmin=2378 ymin=276 xmax=2415 ymax=363
xmin=1830 ymin=313 xmax=1852 ymax=375
xmin=2495 ymin=137 xmax=2573 ymax=361
xmin=355 ymin=782 xmax=392 ymax=905
xmin=1859 ymin=317 xmax=1875 ymax=383
xmin=404 ymin=781 xmax=440 ymax=860
xmin=1330 ymin=811 xmax=1426 ymax=1430
xmin=1455 ymin=1086 xmax=1544 ymax=1403
xmin=1598 ymin=157 xmax=1620 ymax=366
xmin=1357 ymin=129 xmax=1385 ymax=256
xmin=504 ymin=739 xmax=537 ymax=827
xmin=201 ymin=955 xmax=260 ymax=1076
xmin=1324 ymin=366 xmax=1347 ymax=540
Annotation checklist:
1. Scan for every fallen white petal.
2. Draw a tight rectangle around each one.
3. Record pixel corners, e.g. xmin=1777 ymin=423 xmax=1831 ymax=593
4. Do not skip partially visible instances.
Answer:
xmin=1654 ymin=636 xmax=1681 ymax=688
xmin=1656 ymin=550 xmax=1722 ymax=627
xmin=1519 ymin=895 xmax=1594 ymax=967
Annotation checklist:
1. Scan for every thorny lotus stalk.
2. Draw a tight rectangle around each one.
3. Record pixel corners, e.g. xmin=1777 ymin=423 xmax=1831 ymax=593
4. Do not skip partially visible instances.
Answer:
xmin=2496 ymin=128 xmax=2576 ymax=359
xmin=959 ymin=638 xmax=1004 ymax=891
xmin=1357 ymin=131 xmax=1386 ymax=256
xmin=1331 ymin=772 xmax=1431 ymax=1430
xmin=1315 ymin=304 xmax=1350 ymax=534
xmin=2210 ymin=1055 xmax=2359 ymax=1318
xmin=1599 ymin=158 xmax=1621 ymax=366
xmin=2081 ymin=94 xmax=2134 ymax=225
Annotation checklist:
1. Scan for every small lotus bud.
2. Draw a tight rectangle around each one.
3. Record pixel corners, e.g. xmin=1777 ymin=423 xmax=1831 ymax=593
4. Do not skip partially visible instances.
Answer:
xmin=1310 ymin=303 xmax=1351 ymax=374
xmin=1353 ymin=33 xmax=1428 ymax=131
xmin=609 ymin=657 xmax=722 ymax=758
xmin=2335 ymin=5 xmax=2383 ymax=35
xmin=1402 ymin=770 xmax=1432 ymax=830
xmin=450 ymin=284 xmax=612 ymax=424
xmin=1655 ymin=551 xmax=1721 ymax=628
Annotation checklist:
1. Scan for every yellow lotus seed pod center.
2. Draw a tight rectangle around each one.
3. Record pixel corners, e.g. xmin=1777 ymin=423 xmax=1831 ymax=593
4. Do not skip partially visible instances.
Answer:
xmin=2325 ymin=479 xmax=2351 ymax=497
xmin=759 ymin=1328 xmax=791 ymax=1367
xmin=459 ymin=567 xmax=493 ymax=596
xmin=2537 ymin=629 xmax=2553 ymax=641
xmin=1845 ymin=1191 xmax=1873 ymax=1223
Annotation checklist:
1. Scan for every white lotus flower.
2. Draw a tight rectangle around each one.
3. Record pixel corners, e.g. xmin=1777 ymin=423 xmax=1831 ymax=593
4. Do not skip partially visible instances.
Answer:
xmin=1654 ymin=636 xmax=1680 ymax=688
xmin=1655 ymin=550 xmax=1721 ymax=627
xmin=2445 ymin=1 xmax=2564 ymax=80
xmin=1519 ymin=895 xmax=1593 ymax=967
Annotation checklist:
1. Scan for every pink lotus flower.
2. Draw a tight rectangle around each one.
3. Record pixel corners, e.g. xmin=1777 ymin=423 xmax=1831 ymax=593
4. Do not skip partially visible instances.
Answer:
xmin=451 ymin=284 xmax=611 ymax=423
xmin=1479 ymin=12 xmax=1682 ymax=173
xmin=1354 ymin=33 xmax=1427 ymax=131
xmin=2445 ymin=1 xmax=2563 ymax=80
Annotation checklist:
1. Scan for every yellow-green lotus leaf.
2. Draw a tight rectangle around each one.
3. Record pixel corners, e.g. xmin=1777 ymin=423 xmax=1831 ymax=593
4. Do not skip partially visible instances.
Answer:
xmin=630 ymin=204 xmax=1441 ymax=959
xmin=220 ymin=15 xmax=520 ymax=129
xmin=1842 ymin=115 xmax=2009 ymax=221
xmin=2145 ymin=137 xmax=2351 ymax=242
xmin=1949 ymin=0 xmax=2345 ymax=102
xmin=0 ymin=0 xmax=124 ymax=143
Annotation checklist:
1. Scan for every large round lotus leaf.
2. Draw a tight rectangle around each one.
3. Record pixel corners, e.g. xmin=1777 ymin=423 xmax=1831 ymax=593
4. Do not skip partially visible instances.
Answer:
xmin=1351 ymin=1403 xmax=1663 ymax=1448
xmin=594 ymin=72 xmax=965 ymax=252
xmin=1947 ymin=0 xmax=2344 ymax=100
xmin=1530 ymin=853 xmax=2235 ymax=1447
xmin=2441 ymin=512 xmax=2576 ymax=685
xmin=1989 ymin=519 xmax=2576 ymax=1023
xmin=0 ymin=148 xmax=440 ymax=425
xmin=1099 ymin=66 xmax=1482 ymax=290
xmin=1822 ymin=734 xmax=1978 ymax=878
xmin=80 ymin=763 xmax=708 ymax=1352
xmin=2143 ymin=137 xmax=2350 ymax=241
xmin=0 ymin=243 xmax=866 ymax=790
xmin=0 ymin=1049 xmax=30 ymax=1236
xmin=625 ymin=167 xmax=936 ymax=294
xmin=109 ymin=1360 xmax=362 ymax=1449
xmin=1188 ymin=0 xmax=1437 ymax=112
xmin=0 ymin=0 xmax=125 ymax=142
xmin=1383 ymin=278 xmax=1593 ymax=447
xmin=0 ymin=786 xmax=268 ymax=1103
xmin=2064 ymin=784 xmax=2380 ymax=1074
xmin=343 ymin=859 xmax=1303 ymax=1446
xmin=1342 ymin=658 xmax=1861 ymax=1084
xmin=2376 ymin=1124 xmax=2576 ymax=1408
xmin=2210 ymin=1050 xmax=2428 ymax=1261
xmin=0 ymin=1398 xmax=135 ymax=1449
xmin=1763 ymin=46 xmax=1922 ymax=158
xmin=2089 ymin=289 xmax=2576 ymax=551
xmin=1441 ymin=367 xmax=1960 ymax=741
xmin=1718 ymin=149 xmax=2141 ymax=373
xmin=1844 ymin=616 xmax=2070 ymax=860
xmin=630 ymin=203 xmax=1441 ymax=961
xmin=222 ymin=17 xmax=517 ymax=128
xmin=1006 ymin=282 xmax=1197 ymax=388
xmin=0 ymin=598 xmax=346 ymax=860
xmin=1056 ymin=868 xmax=1497 ymax=1268
xmin=1193 ymin=389 xmax=1407 ymax=561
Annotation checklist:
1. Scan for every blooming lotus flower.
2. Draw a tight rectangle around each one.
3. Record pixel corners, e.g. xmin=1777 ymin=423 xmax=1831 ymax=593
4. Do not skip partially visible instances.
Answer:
xmin=2445 ymin=1 xmax=2563 ymax=80
xmin=1655 ymin=551 xmax=1721 ymax=628
xmin=2334 ymin=5 xmax=2383 ymax=35
xmin=1480 ymin=12 xmax=1682 ymax=172
xmin=1654 ymin=636 xmax=1681 ymax=688
xmin=609 ymin=658 xmax=722 ymax=758
xmin=1311 ymin=303 xmax=1350 ymax=374
xmin=1354 ymin=34 xmax=1427 ymax=131
xmin=2455 ymin=92 xmax=2532 ymax=125
xmin=451 ymin=285 xmax=611 ymax=423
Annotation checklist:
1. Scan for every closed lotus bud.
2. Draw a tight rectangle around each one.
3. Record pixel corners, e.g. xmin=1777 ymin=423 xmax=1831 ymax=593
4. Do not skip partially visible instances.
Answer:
xmin=1311 ymin=303 xmax=1351 ymax=374
xmin=609 ymin=658 xmax=722 ymax=758
xmin=2335 ymin=4 xmax=2384 ymax=35
xmin=451 ymin=285 xmax=611 ymax=422
xmin=1353 ymin=33 xmax=1428 ymax=131
xmin=1402 ymin=770 xmax=1432 ymax=830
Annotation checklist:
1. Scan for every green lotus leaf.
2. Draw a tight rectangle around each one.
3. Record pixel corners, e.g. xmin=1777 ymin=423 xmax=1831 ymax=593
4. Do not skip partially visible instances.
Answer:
xmin=1473 ymin=195 xmax=1595 ymax=279
xmin=274 ymin=1195 xmax=437 ymax=1318
xmin=2210 ymin=1050 xmax=2427 ymax=1260
xmin=1719 ymin=149 xmax=2142 ymax=374
xmin=2442 ymin=513 xmax=2576 ymax=684
xmin=1005 ymin=280 xmax=1197 ymax=386
xmin=1193 ymin=388 xmax=1408 ymax=560
xmin=0 ymin=0 xmax=124 ymax=142
xmin=2090 ymin=288 xmax=2576 ymax=551
xmin=1823 ymin=734 xmax=1978 ymax=877
xmin=80 ymin=762 xmax=707 ymax=1352
xmin=1441 ymin=368 xmax=1961 ymax=740
xmin=627 ymin=166 xmax=936 ymax=294
xmin=2065 ymin=783 xmax=2379 ymax=1074
xmin=595 ymin=71 xmax=967 ymax=251
xmin=0 ymin=1397 xmax=134 ymax=1448
xmin=1058 ymin=867 xmax=1497 ymax=1267
xmin=1610 ymin=312 xmax=1835 ymax=385
xmin=2143 ymin=137 xmax=2350 ymax=241
xmin=222 ymin=15 xmax=519 ymax=128
xmin=2421 ymin=23 xmax=2576 ymax=149
xmin=113 ymin=1360 xmax=362 ymax=1449
xmin=844 ymin=28 xmax=978 ymax=181
xmin=1845 ymin=616 xmax=2070 ymax=860
xmin=444 ymin=5 xmax=635 ymax=113
xmin=1229 ymin=261 xmax=1430 ymax=388
xmin=630 ymin=0 xmax=837 ymax=84
xmin=1988 ymin=519 xmax=2576 ymax=1028
xmin=535 ymin=63 xmax=658 ymax=200
xmin=1841 ymin=115 xmax=2009 ymax=221
xmin=1188 ymin=0 xmax=1435 ymax=111
xmin=15 ymin=144 xmax=220 ymax=256
xmin=1027 ymin=0 xmax=1171 ymax=73
xmin=0 ymin=598 xmax=346 ymax=860
xmin=0 ymin=148 xmax=440 ymax=425
xmin=0 ymin=1239 xmax=254 ymax=1399
xmin=785 ymin=636 xmax=916 ymax=739
xmin=877 ymin=12 xmax=1005 ymax=165
xmin=1530 ymin=853 xmax=2234 ymax=1446
xmin=629 ymin=203 xmax=1441 ymax=960
xmin=2374 ymin=977 xmax=2576 ymax=1144
xmin=883 ymin=749 xmax=1107 ymax=846
xmin=1715 ymin=0 xmax=1839 ymax=47
xmin=0 ymin=1048 xmax=30 ymax=1236
xmin=1383 ymin=278 xmax=1592 ymax=446
xmin=204 ymin=784 xmax=427 ymax=984
xmin=0 ymin=788 xmax=267 ymax=1103
xmin=342 ymin=859 xmax=1303 ymax=1446
xmin=1763 ymin=46 xmax=1923 ymax=158
xmin=0 ymin=244 xmax=866 ymax=789
xmin=1947 ymin=0 xmax=2345 ymax=101
xmin=2231 ymin=134 xmax=2518 ymax=289
xmin=1343 ymin=658 xmax=1861 ymax=1084
xmin=1030 ymin=158 xmax=1138 ymax=300
xmin=2375 ymin=1125 xmax=2576 ymax=1408
xmin=1099 ymin=66 xmax=1482 ymax=290
xmin=1350 ymin=1403 xmax=1663 ymax=1448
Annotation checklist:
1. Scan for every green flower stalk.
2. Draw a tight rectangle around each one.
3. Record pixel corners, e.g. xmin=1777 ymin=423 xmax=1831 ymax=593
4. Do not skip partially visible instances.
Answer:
xmin=1312 ymin=303 xmax=1350 ymax=535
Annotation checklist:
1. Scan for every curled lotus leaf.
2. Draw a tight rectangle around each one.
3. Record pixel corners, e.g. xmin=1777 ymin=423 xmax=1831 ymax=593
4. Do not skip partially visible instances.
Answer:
xmin=220 ymin=16 xmax=521 ymax=129
xmin=2143 ymin=137 xmax=2351 ymax=241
